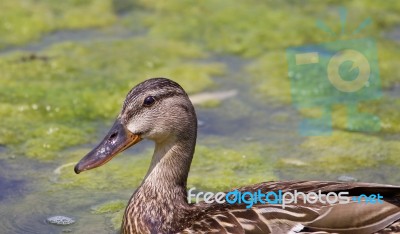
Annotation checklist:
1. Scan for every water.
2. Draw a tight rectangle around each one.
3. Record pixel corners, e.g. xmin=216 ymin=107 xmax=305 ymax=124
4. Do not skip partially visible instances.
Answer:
xmin=0 ymin=7 xmax=399 ymax=234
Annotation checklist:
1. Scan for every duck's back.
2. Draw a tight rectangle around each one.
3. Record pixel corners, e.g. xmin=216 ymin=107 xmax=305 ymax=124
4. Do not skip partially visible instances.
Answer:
xmin=179 ymin=181 xmax=400 ymax=234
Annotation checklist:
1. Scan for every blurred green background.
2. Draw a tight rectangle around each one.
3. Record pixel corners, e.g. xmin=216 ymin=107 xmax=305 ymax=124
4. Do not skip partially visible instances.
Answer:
xmin=0 ymin=0 xmax=399 ymax=233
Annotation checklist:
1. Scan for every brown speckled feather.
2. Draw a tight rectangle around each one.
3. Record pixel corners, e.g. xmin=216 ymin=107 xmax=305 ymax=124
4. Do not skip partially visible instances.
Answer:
xmin=178 ymin=181 xmax=400 ymax=234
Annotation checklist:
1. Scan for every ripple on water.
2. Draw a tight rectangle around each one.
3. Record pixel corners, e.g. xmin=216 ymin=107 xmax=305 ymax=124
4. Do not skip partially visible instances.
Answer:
xmin=0 ymin=211 xmax=58 ymax=234
xmin=0 ymin=194 xmax=79 ymax=234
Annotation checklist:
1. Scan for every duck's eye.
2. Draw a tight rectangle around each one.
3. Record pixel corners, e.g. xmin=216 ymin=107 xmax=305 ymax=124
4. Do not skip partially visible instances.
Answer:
xmin=143 ymin=96 xmax=156 ymax=107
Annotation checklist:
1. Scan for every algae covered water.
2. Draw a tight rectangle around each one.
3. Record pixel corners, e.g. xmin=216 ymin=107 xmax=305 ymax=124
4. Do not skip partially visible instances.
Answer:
xmin=0 ymin=1 xmax=399 ymax=233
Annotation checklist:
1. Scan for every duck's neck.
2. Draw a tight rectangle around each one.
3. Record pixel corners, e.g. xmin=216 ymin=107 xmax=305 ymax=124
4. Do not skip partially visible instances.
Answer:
xmin=144 ymin=135 xmax=195 ymax=193
xmin=123 ymin=133 xmax=196 ymax=233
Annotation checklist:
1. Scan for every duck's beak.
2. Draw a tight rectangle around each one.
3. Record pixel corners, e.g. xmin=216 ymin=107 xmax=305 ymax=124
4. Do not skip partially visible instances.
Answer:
xmin=74 ymin=118 xmax=141 ymax=174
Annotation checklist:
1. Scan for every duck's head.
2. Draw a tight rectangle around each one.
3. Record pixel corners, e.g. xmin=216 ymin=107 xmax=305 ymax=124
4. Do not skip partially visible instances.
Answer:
xmin=74 ymin=78 xmax=197 ymax=174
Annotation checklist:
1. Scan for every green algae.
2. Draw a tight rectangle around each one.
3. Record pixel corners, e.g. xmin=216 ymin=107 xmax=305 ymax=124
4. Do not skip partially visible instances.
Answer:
xmin=111 ymin=210 xmax=124 ymax=230
xmin=196 ymin=99 xmax=221 ymax=108
xmin=0 ymin=0 xmax=116 ymax=49
xmin=277 ymin=131 xmax=400 ymax=174
xmin=189 ymin=143 xmax=276 ymax=191
xmin=245 ymin=51 xmax=292 ymax=104
xmin=364 ymin=98 xmax=400 ymax=134
xmin=245 ymin=41 xmax=400 ymax=101
xmin=131 ymin=0 xmax=326 ymax=57
xmin=0 ymin=38 xmax=224 ymax=160
xmin=134 ymin=0 xmax=400 ymax=131
xmin=245 ymin=41 xmax=400 ymax=134
xmin=90 ymin=199 xmax=125 ymax=231
xmin=297 ymin=96 xmax=400 ymax=134
xmin=2 ymin=0 xmax=399 ymax=161
xmin=5 ymin=0 xmax=400 ymax=55
xmin=128 ymin=0 xmax=400 ymax=57
xmin=91 ymin=200 xmax=126 ymax=214
xmin=376 ymin=41 xmax=400 ymax=89
xmin=55 ymin=147 xmax=150 ymax=190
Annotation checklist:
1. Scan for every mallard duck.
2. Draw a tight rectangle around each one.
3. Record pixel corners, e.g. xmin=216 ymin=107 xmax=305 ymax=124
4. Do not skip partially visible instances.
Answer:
xmin=74 ymin=78 xmax=400 ymax=234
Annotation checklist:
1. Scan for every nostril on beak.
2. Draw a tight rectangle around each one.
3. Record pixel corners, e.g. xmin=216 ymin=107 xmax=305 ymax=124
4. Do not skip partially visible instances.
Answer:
xmin=109 ymin=132 xmax=118 ymax=142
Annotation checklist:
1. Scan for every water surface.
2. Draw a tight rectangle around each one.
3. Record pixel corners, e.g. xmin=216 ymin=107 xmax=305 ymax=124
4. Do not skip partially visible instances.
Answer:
xmin=0 ymin=1 xmax=399 ymax=233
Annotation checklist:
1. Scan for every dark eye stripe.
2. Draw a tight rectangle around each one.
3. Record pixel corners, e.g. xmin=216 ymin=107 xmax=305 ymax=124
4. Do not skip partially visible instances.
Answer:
xmin=143 ymin=96 xmax=156 ymax=107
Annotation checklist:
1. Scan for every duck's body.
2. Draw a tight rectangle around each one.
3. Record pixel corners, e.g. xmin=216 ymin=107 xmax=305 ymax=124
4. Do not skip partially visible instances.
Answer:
xmin=75 ymin=78 xmax=400 ymax=234
xmin=124 ymin=180 xmax=400 ymax=234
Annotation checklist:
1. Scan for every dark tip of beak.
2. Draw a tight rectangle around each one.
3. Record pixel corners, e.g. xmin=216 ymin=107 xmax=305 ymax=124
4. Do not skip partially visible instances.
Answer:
xmin=74 ymin=164 xmax=81 ymax=174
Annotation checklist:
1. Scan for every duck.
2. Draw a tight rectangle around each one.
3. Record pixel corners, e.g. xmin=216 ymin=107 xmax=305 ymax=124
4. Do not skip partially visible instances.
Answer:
xmin=74 ymin=77 xmax=400 ymax=234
